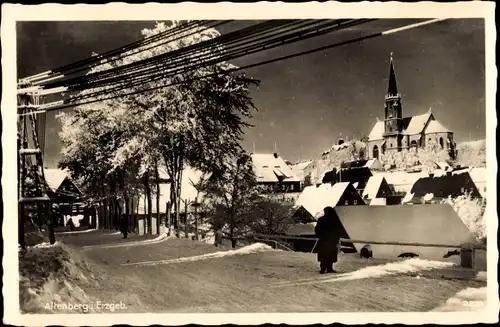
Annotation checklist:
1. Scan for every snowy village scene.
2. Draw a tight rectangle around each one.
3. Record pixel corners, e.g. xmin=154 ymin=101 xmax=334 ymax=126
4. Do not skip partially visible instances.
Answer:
xmin=4 ymin=3 xmax=497 ymax=323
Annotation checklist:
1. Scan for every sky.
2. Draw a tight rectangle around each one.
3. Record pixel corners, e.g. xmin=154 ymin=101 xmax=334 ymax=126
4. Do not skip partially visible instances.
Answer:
xmin=16 ymin=19 xmax=486 ymax=167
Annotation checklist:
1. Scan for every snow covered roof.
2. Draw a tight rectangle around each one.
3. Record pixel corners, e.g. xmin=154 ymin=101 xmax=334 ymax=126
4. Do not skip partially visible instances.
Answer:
xmin=362 ymin=175 xmax=386 ymax=200
xmin=44 ymin=169 xmax=70 ymax=191
xmin=364 ymin=158 xmax=382 ymax=170
xmin=425 ymin=120 xmax=451 ymax=134
xmin=368 ymin=120 xmax=385 ymax=141
xmin=289 ymin=160 xmax=314 ymax=180
xmin=294 ymin=182 xmax=351 ymax=220
xmin=251 ymin=153 xmax=300 ymax=183
xmin=403 ymin=112 xmax=432 ymax=135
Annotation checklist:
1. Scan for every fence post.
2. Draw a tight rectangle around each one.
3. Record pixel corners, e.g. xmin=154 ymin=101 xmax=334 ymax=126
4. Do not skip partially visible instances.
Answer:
xmin=460 ymin=242 xmax=475 ymax=269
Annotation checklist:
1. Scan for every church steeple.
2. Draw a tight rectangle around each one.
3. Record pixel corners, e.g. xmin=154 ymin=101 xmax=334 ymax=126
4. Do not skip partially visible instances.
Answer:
xmin=384 ymin=52 xmax=403 ymax=139
xmin=387 ymin=52 xmax=399 ymax=97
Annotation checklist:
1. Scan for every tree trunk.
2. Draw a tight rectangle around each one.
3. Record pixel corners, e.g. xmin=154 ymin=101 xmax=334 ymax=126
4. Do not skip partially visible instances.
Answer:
xmin=194 ymin=203 xmax=199 ymax=241
xmin=143 ymin=190 xmax=147 ymax=235
xmin=155 ymin=161 xmax=161 ymax=235
xmin=145 ymin=171 xmax=153 ymax=234
xmin=184 ymin=200 xmax=189 ymax=239
xmin=166 ymin=201 xmax=171 ymax=236
xmin=135 ymin=195 xmax=140 ymax=234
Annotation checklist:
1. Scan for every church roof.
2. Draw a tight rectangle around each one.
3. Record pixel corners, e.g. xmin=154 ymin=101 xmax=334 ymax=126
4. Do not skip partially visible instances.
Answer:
xmin=425 ymin=120 xmax=451 ymax=134
xmin=368 ymin=120 xmax=385 ymax=141
xmin=251 ymin=153 xmax=300 ymax=183
xmin=403 ymin=112 xmax=433 ymax=135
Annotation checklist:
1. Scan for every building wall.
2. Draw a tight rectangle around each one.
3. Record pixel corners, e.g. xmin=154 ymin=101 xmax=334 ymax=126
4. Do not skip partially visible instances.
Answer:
xmin=424 ymin=131 xmax=454 ymax=150
xmin=367 ymin=139 xmax=385 ymax=159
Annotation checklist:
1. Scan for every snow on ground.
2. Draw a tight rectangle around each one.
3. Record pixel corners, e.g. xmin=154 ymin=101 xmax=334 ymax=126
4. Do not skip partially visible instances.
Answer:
xmin=122 ymin=243 xmax=275 ymax=267
xmin=271 ymin=258 xmax=455 ymax=287
xmin=82 ymin=232 xmax=174 ymax=250
xmin=19 ymin=242 xmax=98 ymax=313
xmin=55 ymin=228 xmax=97 ymax=235
xmin=432 ymin=287 xmax=488 ymax=312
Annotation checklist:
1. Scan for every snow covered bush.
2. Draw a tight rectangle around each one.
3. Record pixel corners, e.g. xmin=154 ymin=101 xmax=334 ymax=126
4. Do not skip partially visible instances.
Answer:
xmin=441 ymin=193 xmax=486 ymax=242
xmin=456 ymin=139 xmax=486 ymax=168
xmin=379 ymin=139 xmax=450 ymax=172
xmin=311 ymin=140 xmax=367 ymax=184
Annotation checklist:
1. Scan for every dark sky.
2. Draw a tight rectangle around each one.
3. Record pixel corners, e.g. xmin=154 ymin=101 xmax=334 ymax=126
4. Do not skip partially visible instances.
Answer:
xmin=16 ymin=19 xmax=485 ymax=167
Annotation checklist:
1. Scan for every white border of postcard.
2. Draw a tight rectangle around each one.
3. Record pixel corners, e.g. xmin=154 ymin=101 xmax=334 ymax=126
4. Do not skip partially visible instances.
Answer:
xmin=2 ymin=1 xmax=498 ymax=326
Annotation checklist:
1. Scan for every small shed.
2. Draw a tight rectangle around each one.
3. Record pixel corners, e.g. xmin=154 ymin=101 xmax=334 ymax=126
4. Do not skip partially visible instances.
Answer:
xmin=333 ymin=204 xmax=475 ymax=261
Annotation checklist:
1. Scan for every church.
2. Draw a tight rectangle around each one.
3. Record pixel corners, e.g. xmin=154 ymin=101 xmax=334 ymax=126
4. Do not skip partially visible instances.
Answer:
xmin=367 ymin=54 xmax=457 ymax=160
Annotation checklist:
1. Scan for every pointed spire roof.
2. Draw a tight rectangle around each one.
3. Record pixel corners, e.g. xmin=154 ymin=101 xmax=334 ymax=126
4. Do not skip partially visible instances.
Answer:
xmin=387 ymin=52 xmax=398 ymax=97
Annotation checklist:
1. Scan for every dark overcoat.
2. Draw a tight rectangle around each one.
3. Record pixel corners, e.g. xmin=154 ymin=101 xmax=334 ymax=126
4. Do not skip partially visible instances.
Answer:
xmin=314 ymin=209 xmax=341 ymax=263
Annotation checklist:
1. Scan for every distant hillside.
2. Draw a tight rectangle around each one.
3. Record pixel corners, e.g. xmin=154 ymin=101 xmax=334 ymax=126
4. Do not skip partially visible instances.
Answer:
xmin=456 ymin=139 xmax=486 ymax=168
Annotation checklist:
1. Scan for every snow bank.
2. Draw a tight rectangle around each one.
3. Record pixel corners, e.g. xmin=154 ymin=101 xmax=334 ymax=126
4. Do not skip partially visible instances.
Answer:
xmin=123 ymin=242 xmax=275 ymax=266
xmin=432 ymin=287 xmax=488 ymax=312
xmin=55 ymin=228 xmax=97 ymax=235
xmin=272 ymin=258 xmax=455 ymax=287
xmin=19 ymin=242 xmax=101 ymax=313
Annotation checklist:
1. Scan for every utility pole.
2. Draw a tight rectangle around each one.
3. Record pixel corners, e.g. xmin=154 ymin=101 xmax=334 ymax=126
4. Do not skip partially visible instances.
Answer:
xmin=17 ymin=81 xmax=52 ymax=248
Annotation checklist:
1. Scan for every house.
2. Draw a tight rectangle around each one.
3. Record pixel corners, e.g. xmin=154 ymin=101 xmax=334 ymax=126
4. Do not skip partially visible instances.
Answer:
xmin=328 ymin=166 xmax=373 ymax=195
xmin=409 ymin=169 xmax=482 ymax=202
xmin=367 ymin=53 xmax=457 ymax=160
xmin=362 ymin=175 xmax=401 ymax=205
xmin=44 ymin=168 xmax=85 ymax=226
xmin=250 ymin=153 xmax=301 ymax=193
xmin=289 ymin=159 xmax=314 ymax=185
xmin=292 ymin=182 xmax=365 ymax=223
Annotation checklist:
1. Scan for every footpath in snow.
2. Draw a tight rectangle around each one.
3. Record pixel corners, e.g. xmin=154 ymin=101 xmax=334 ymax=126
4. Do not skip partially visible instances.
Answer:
xmin=122 ymin=243 xmax=275 ymax=266
xmin=270 ymin=258 xmax=456 ymax=288
xmin=82 ymin=232 xmax=174 ymax=250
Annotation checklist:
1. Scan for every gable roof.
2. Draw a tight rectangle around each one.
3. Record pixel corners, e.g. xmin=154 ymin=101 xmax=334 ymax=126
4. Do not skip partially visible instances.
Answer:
xmin=403 ymin=112 xmax=433 ymax=135
xmin=44 ymin=169 xmax=70 ymax=192
xmin=425 ymin=120 xmax=451 ymax=134
xmin=251 ymin=153 xmax=300 ymax=183
xmin=294 ymin=182 xmax=352 ymax=220
xmin=368 ymin=120 xmax=385 ymax=141
xmin=289 ymin=160 xmax=314 ymax=180
xmin=362 ymin=175 xmax=392 ymax=200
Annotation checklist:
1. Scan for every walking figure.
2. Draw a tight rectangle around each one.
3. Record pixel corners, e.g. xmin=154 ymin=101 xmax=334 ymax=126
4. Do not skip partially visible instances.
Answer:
xmin=314 ymin=206 xmax=341 ymax=274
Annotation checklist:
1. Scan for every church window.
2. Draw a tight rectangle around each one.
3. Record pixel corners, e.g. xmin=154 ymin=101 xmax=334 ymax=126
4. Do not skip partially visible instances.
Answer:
xmin=344 ymin=200 xmax=349 ymax=205
xmin=353 ymin=200 xmax=358 ymax=205
xmin=439 ymin=137 xmax=444 ymax=149
xmin=373 ymin=145 xmax=379 ymax=159
xmin=290 ymin=184 xmax=295 ymax=191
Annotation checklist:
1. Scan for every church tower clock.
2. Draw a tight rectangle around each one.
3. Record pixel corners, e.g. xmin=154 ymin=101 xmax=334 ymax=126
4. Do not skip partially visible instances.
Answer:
xmin=383 ymin=53 xmax=403 ymax=151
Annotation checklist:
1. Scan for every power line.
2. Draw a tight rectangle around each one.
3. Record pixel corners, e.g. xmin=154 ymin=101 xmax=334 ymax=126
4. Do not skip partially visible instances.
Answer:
xmin=62 ymin=19 xmax=341 ymax=99
xmin=39 ymin=19 xmax=359 ymax=102
xmin=22 ymin=20 xmax=210 ymax=82
xmin=22 ymin=18 xmax=446 ymax=115
xmin=38 ymin=20 xmax=296 ymax=90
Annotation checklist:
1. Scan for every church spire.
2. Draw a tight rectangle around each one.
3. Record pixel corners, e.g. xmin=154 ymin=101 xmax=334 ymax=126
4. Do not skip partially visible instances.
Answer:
xmin=387 ymin=52 xmax=398 ymax=97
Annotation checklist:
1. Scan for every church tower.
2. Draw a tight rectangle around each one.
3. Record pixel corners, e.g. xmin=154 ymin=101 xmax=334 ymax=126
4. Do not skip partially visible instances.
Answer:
xmin=383 ymin=53 xmax=403 ymax=151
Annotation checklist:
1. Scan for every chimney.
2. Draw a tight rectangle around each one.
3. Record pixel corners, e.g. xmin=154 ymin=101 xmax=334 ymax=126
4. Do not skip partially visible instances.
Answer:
xmin=429 ymin=172 xmax=434 ymax=178
xmin=446 ymin=171 xmax=452 ymax=177
xmin=273 ymin=152 xmax=278 ymax=158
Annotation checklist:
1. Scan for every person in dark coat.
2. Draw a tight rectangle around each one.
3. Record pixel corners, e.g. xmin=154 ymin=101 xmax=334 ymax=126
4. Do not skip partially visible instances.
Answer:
xmin=314 ymin=206 xmax=341 ymax=274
